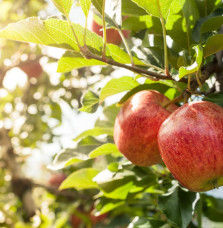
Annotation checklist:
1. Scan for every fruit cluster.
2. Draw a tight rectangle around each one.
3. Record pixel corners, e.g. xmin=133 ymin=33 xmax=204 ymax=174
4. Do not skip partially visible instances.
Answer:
xmin=114 ymin=90 xmax=223 ymax=192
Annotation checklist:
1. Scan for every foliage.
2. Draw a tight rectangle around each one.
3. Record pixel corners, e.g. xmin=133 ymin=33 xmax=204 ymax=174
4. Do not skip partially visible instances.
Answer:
xmin=0 ymin=0 xmax=223 ymax=227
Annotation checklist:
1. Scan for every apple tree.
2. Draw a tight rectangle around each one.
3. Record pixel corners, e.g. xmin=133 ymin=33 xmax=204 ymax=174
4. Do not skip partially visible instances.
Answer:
xmin=1 ymin=0 xmax=223 ymax=227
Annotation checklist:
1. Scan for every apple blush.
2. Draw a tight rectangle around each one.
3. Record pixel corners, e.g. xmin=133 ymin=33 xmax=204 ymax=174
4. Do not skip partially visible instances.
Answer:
xmin=114 ymin=90 xmax=178 ymax=166
xmin=89 ymin=17 xmax=129 ymax=45
xmin=158 ymin=101 xmax=223 ymax=192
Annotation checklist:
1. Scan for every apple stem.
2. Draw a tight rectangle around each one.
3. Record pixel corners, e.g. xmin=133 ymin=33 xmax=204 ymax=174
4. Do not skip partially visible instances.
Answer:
xmin=196 ymin=69 xmax=202 ymax=89
xmin=187 ymin=74 xmax=191 ymax=91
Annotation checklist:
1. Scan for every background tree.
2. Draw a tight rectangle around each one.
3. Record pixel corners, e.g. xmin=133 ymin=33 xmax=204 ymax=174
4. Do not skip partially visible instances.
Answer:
xmin=0 ymin=0 xmax=223 ymax=227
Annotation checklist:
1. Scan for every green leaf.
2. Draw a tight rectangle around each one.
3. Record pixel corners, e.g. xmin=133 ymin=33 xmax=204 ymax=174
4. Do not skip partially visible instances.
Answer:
xmin=50 ymin=102 xmax=62 ymax=122
xmin=95 ymin=104 xmax=120 ymax=128
xmin=79 ymin=0 xmax=91 ymax=16
xmin=0 ymin=17 xmax=146 ymax=67
xmin=203 ymin=34 xmax=223 ymax=57
xmin=101 ymin=181 xmax=134 ymax=200
xmin=122 ymin=15 xmax=162 ymax=34
xmin=96 ymin=198 xmax=125 ymax=214
xmin=131 ymin=0 xmax=172 ymax=19
xmin=0 ymin=17 xmax=102 ymax=54
xmin=100 ymin=76 xmax=139 ymax=102
xmin=200 ymin=16 xmax=223 ymax=33
xmin=89 ymin=143 xmax=122 ymax=158
xmin=195 ymin=0 xmax=222 ymax=18
xmin=73 ymin=127 xmax=114 ymax=141
xmin=51 ymin=0 xmax=74 ymax=16
xmin=178 ymin=45 xmax=203 ymax=79
xmin=107 ymin=44 xmax=146 ymax=66
xmin=79 ymin=91 xmax=99 ymax=113
xmin=122 ymin=0 xmax=147 ymax=16
xmin=202 ymin=194 xmax=223 ymax=222
xmin=203 ymin=92 xmax=223 ymax=107
xmin=49 ymin=148 xmax=89 ymax=170
xmin=192 ymin=7 xmax=223 ymax=43
xmin=129 ymin=217 xmax=166 ymax=228
xmin=60 ymin=168 xmax=99 ymax=190
xmin=159 ymin=187 xmax=196 ymax=228
xmin=91 ymin=0 xmax=103 ymax=14
xmin=57 ymin=51 xmax=107 ymax=72
xmin=118 ymin=83 xmax=170 ymax=105
xmin=166 ymin=0 xmax=200 ymax=50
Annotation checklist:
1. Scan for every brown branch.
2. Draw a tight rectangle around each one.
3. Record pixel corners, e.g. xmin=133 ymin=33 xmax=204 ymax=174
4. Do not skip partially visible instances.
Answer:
xmin=84 ymin=51 xmax=174 ymax=80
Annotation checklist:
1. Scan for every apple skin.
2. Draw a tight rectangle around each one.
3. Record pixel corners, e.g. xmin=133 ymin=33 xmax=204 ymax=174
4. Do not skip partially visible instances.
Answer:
xmin=89 ymin=19 xmax=129 ymax=45
xmin=48 ymin=173 xmax=66 ymax=188
xmin=158 ymin=101 xmax=223 ymax=192
xmin=19 ymin=60 xmax=43 ymax=78
xmin=114 ymin=90 xmax=178 ymax=166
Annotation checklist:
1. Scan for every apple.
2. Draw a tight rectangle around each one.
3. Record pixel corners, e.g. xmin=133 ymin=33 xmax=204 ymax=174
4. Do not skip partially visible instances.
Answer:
xmin=48 ymin=173 xmax=66 ymax=188
xmin=114 ymin=90 xmax=178 ymax=166
xmin=19 ymin=59 xmax=43 ymax=78
xmin=158 ymin=101 xmax=223 ymax=192
xmin=89 ymin=16 xmax=129 ymax=45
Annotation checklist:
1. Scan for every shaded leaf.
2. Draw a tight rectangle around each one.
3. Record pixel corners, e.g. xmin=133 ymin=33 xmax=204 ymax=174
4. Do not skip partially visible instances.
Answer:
xmin=59 ymin=168 xmax=99 ymax=190
xmin=159 ymin=187 xmax=196 ymax=228
xmin=100 ymin=76 xmax=139 ymax=102
xmin=200 ymin=16 xmax=223 ymax=34
xmin=79 ymin=91 xmax=99 ymax=113
xmin=192 ymin=7 xmax=223 ymax=43
xmin=122 ymin=0 xmax=147 ymax=16
xmin=195 ymin=0 xmax=222 ymax=18
xmin=178 ymin=45 xmax=203 ymax=79
xmin=203 ymin=34 xmax=223 ymax=57
xmin=202 ymin=194 xmax=223 ymax=222
xmin=101 ymin=181 xmax=134 ymax=200
xmin=49 ymin=148 xmax=89 ymax=170
xmin=122 ymin=15 xmax=162 ymax=34
xmin=89 ymin=143 xmax=122 ymax=158
xmin=203 ymin=92 xmax=223 ymax=107
xmin=166 ymin=0 xmax=200 ymax=50
xmin=129 ymin=217 xmax=166 ymax=228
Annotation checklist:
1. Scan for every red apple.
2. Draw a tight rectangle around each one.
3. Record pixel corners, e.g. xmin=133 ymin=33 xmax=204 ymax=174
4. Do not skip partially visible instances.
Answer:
xmin=90 ymin=211 xmax=107 ymax=225
xmin=48 ymin=173 xmax=66 ymax=188
xmin=158 ymin=101 xmax=223 ymax=192
xmin=89 ymin=17 xmax=129 ymax=45
xmin=19 ymin=60 xmax=43 ymax=78
xmin=114 ymin=90 xmax=178 ymax=166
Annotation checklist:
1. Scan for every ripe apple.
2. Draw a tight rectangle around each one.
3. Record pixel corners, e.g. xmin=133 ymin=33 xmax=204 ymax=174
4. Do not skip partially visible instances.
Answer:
xmin=158 ymin=101 xmax=223 ymax=192
xmin=48 ymin=173 xmax=66 ymax=188
xmin=89 ymin=16 xmax=129 ymax=45
xmin=114 ymin=90 xmax=178 ymax=166
xmin=19 ymin=59 xmax=43 ymax=78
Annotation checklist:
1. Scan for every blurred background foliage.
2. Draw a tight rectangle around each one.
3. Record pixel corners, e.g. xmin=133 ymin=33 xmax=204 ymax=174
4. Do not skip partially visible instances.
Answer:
xmin=0 ymin=0 xmax=223 ymax=228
